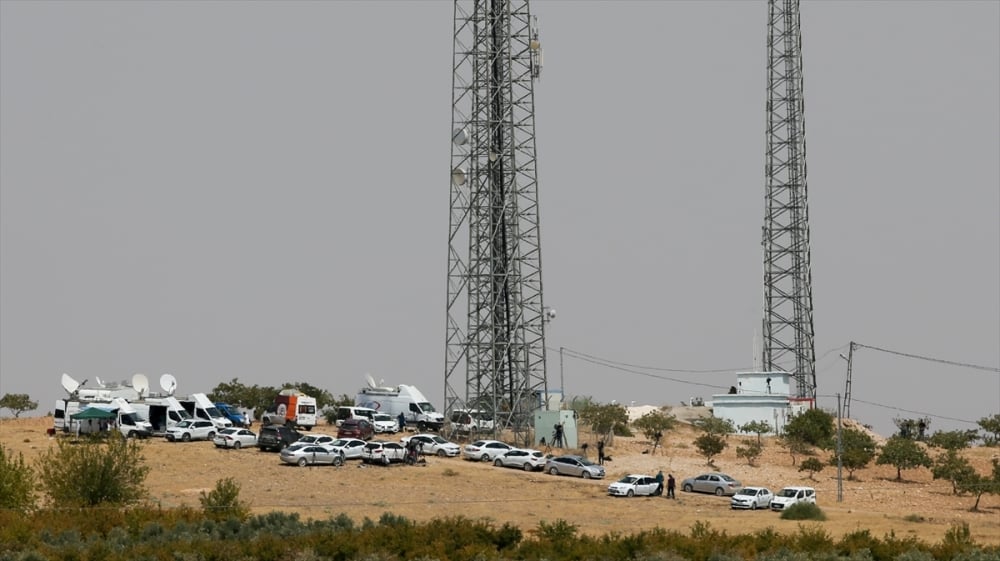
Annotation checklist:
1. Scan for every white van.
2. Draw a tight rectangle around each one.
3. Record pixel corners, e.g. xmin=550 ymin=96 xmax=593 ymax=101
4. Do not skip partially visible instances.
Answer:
xmin=355 ymin=384 xmax=444 ymax=431
xmin=178 ymin=393 xmax=232 ymax=429
xmin=769 ymin=486 xmax=816 ymax=511
xmin=335 ymin=406 xmax=377 ymax=427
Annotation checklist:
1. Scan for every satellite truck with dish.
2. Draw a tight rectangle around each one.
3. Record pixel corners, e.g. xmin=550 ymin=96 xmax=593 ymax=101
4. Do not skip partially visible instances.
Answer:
xmin=53 ymin=373 xmax=156 ymax=438
xmin=262 ymin=389 xmax=317 ymax=431
xmin=127 ymin=374 xmax=193 ymax=434
xmin=355 ymin=374 xmax=444 ymax=432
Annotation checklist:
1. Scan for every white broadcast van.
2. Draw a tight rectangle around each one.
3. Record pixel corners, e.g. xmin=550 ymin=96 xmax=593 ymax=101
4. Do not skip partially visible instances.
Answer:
xmin=355 ymin=381 xmax=444 ymax=431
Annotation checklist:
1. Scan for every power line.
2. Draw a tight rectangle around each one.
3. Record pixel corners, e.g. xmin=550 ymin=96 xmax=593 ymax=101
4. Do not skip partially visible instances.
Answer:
xmin=556 ymin=347 xmax=751 ymax=374
xmin=844 ymin=397 xmax=983 ymax=426
xmin=854 ymin=343 xmax=1000 ymax=373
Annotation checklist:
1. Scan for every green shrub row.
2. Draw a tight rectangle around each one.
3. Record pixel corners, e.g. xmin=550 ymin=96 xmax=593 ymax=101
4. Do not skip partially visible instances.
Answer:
xmin=0 ymin=508 xmax=996 ymax=561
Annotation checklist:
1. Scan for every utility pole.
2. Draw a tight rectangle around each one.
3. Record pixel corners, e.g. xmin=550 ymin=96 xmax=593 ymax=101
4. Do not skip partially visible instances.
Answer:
xmin=444 ymin=0 xmax=548 ymax=447
xmin=836 ymin=392 xmax=843 ymax=502
xmin=761 ymin=0 xmax=817 ymax=400
xmin=841 ymin=341 xmax=856 ymax=419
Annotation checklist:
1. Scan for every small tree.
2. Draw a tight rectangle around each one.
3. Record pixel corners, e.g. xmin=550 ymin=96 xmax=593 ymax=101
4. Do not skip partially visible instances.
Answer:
xmin=577 ymin=401 xmax=629 ymax=442
xmin=693 ymin=433 xmax=726 ymax=466
xmin=0 ymin=393 xmax=38 ymax=418
xmin=932 ymin=449 xmax=978 ymax=495
xmin=691 ymin=416 xmax=735 ymax=437
xmin=784 ymin=408 xmax=835 ymax=448
xmin=955 ymin=459 xmax=1000 ymax=511
xmin=977 ymin=414 xmax=1000 ymax=446
xmin=739 ymin=420 xmax=772 ymax=445
xmin=799 ymin=457 xmax=824 ymax=480
xmin=876 ymin=436 xmax=932 ymax=481
xmin=778 ymin=435 xmax=811 ymax=467
xmin=632 ymin=410 xmax=677 ymax=454
xmin=36 ymin=436 xmax=150 ymax=507
xmin=735 ymin=438 xmax=763 ymax=466
xmin=833 ymin=427 xmax=878 ymax=480
xmin=925 ymin=429 xmax=978 ymax=451
xmin=0 ymin=444 xmax=36 ymax=512
xmin=200 ymin=477 xmax=250 ymax=520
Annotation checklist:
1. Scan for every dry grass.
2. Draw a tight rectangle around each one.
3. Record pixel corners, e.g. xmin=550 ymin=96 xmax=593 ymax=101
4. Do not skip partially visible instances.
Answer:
xmin=2 ymin=413 xmax=998 ymax=545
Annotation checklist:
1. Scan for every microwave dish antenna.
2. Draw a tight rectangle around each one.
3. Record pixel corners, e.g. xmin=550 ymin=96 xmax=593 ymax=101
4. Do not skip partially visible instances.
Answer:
xmin=365 ymin=373 xmax=377 ymax=389
xmin=95 ymin=376 xmax=106 ymax=388
xmin=132 ymin=373 xmax=150 ymax=399
xmin=159 ymin=373 xmax=177 ymax=395
xmin=61 ymin=373 xmax=80 ymax=395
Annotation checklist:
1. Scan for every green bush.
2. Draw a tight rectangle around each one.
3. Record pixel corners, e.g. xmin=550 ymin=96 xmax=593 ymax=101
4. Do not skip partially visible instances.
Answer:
xmin=35 ymin=436 xmax=149 ymax=507
xmin=0 ymin=444 xmax=36 ymax=512
xmin=780 ymin=502 xmax=826 ymax=521
xmin=199 ymin=477 xmax=250 ymax=521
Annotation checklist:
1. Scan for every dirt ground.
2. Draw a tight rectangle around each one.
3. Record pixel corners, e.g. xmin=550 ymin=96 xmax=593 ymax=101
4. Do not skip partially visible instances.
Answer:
xmin=2 ymin=411 xmax=998 ymax=546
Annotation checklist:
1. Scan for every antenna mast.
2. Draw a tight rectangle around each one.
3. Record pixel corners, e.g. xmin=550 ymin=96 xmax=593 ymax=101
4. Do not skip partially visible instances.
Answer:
xmin=445 ymin=0 xmax=548 ymax=446
xmin=761 ymin=0 xmax=817 ymax=399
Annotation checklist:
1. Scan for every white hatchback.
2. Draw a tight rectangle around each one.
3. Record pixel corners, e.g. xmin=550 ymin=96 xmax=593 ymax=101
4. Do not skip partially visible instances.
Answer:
xmin=462 ymin=439 xmax=512 ymax=462
xmin=165 ymin=420 xmax=217 ymax=442
xmin=493 ymin=448 xmax=546 ymax=471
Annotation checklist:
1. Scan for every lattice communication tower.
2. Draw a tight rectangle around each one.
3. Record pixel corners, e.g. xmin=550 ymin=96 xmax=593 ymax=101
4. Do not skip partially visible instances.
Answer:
xmin=444 ymin=0 xmax=548 ymax=445
xmin=761 ymin=0 xmax=817 ymax=399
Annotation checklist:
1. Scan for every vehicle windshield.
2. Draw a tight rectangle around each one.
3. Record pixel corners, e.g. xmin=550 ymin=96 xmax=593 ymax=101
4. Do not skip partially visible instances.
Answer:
xmin=579 ymin=458 xmax=598 ymax=466
xmin=780 ymin=489 xmax=799 ymax=497
xmin=175 ymin=420 xmax=192 ymax=428
xmin=205 ymin=406 xmax=223 ymax=418
xmin=285 ymin=443 xmax=309 ymax=452
xmin=418 ymin=402 xmax=436 ymax=413
xmin=721 ymin=475 xmax=736 ymax=482
xmin=431 ymin=436 xmax=448 ymax=444
xmin=735 ymin=489 xmax=754 ymax=496
xmin=619 ymin=476 xmax=639 ymax=484
xmin=374 ymin=414 xmax=392 ymax=421
xmin=331 ymin=439 xmax=349 ymax=447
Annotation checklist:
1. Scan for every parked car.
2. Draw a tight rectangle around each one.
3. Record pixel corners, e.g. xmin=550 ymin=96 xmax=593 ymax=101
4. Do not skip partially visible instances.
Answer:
xmin=769 ymin=486 xmax=816 ymax=511
xmin=730 ymin=486 xmax=774 ymax=510
xmin=279 ymin=443 xmax=345 ymax=467
xmin=329 ymin=437 xmax=368 ymax=460
xmin=608 ymin=474 xmax=661 ymax=497
xmin=680 ymin=472 xmax=743 ymax=496
xmin=545 ymin=455 xmax=605 ymax=479
xmin=493 ymin=448 xmax=546 ymax=471
xmin=462 ymin=439 xmax=512 ymax=462
xmin=337 ymin=418 xmax=375 ymax=441
xmin=165 ymin=420 xmax=216 ymax=442
xmin=212 ymin=427 xmax=257 ymax=449
xmin=362 ymin=440 xmax=407 ymax=465
xmin=372 ymin=413 xmax=399 ymax=434
xmin=258 ymin=424 xmax=303 ymax=452
xmin=400 ymin=433 xmax=461 ymax=457
xmin=295 ymin=433 xmax=336 ymax=447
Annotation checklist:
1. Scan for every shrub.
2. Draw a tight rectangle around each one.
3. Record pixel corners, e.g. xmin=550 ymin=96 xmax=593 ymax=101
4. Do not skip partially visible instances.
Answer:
xmin=779 ymin=502 xmax=826 ymax=521
xmin=693 ymin=433 xmax=727 ymax=466
xmin=0 ymin=444 xmax=36 ymax=512
xmin=736 ymin=438 xmax=763 ymax=466
xmin=35 ymin=436 xmax=149 ymax=507
xmin=199 ymin=477 xmax=250 ymax=521
xmin=798 ymin=457 xmax=824 ymax=480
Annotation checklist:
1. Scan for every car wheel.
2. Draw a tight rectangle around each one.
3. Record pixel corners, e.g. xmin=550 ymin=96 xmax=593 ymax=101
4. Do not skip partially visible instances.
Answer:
xmin=627 ymin=489 xmax=634 ymax=497
xmin=207 ymin=432 xmax=215 ymax=440
xmin=233 ymin=441 xmax=241 ymax=450
xmin=715 ymin=487 xmax=724 ymax=496
xmin=333 ymin=455 xmax=344 ymax=467
xmin=381 ymin=456 xmax=389 ymax=466
xmin=417 ymin=421 xmax=427 ymax=431
xmin=297 ymin=457 xmax=308 ymax=467
xmin=683 ymin=484 xmax=693 ymax=493
xmin=127 ymin=430 xmax=137 ymax=439
xmin=494 ymin=459 xmax=503 ymax=467
xmin=522 ymin=463 xmax=533 ymax=472
xmin=181 ymin=433 xmax=191 ymax=442
xmin=481 ymin=454 xmax=490 ymax=462
xmin=582 ymin=471 xmax=592 ymax=479
xmin=549 ymin=467 xmax=559 ymax=476
xmin=750 ymin=502 xmax=757 ymax=510
xmin=437 ymin=450 xmax=447 ymax=457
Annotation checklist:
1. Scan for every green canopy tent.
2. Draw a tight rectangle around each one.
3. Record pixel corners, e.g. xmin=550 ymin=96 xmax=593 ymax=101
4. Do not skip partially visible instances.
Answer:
xmin=70 ymin=407 xmax=116 ymax=420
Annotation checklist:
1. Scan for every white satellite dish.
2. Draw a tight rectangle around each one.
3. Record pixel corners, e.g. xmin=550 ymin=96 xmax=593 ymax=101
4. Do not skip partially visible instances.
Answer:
xmin=61 ymin=373 xmax=80 ymax=395
xmin=95 ymin=376 xmax=105 ymax=388
xmin=451 ymin=167 xmax=467 ymax=186
xmin=132 ymin=373 xmax=149 ymax=399
xmin=160 ymin=373 xmax=177 ymax=396
xmin=452 ymin=127 xmax=469 ymax=146
xmin=365 ymin=373 xmax=377 ymax=389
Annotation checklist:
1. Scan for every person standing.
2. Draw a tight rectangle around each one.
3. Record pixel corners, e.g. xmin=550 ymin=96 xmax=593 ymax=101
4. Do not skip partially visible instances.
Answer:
xmin=666 ymin=473 xmax=676 ymax=499
xmin=553 ymin=423 xmax=564 ymax=448
xmin=655 ymin=470 xmax=665 ymax=495
xmin=597 ymin=439 xmax=605 ymax=465
xmin=397 ymin=411 xmax=406 ymax=433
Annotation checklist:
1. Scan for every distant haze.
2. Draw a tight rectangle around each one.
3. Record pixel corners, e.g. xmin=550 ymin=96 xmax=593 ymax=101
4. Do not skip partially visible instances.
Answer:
xmin=1 ymin=1 xmax=997 ymax=438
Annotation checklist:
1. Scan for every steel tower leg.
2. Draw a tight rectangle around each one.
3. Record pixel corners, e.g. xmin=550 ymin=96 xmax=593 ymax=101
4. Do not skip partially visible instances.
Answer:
xmin=445 ymin=0 xmax=548 ymax=446
xmin=761 ymin=0 xmax=817 ymax=399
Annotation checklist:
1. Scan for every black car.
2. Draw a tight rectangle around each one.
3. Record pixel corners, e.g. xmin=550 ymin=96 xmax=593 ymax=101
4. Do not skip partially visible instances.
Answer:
xmin=258 ymin=425 xmax=302 ymax=452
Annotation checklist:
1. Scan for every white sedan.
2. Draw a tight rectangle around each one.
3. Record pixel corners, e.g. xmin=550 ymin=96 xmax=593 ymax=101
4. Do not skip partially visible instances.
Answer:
xmin=329 ymin=438 xmax=367 ymax=460
xmin=280 ymin=443 xmax=345 ymax=467
xmin=493 ymin=448 xmax=546 ymax=471
xmin=462 ymin=439 xmax=512 ymax=462
xmin=295 ymin=433 xmax=337 ymax=447
xmin=608 ymin=474 xmax=662 ymax=497
xmin=400 ymin=434 xmax=461 ymax=457
xmin=731 ymin=486 xmax=775 ymax=510
xmin=212 ymin=428 xmax=257 ymax=449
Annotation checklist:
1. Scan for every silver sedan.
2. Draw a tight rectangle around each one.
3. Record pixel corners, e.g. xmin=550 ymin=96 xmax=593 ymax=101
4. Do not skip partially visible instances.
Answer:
xmin=280 ymin=444 xmax=345 ymax=467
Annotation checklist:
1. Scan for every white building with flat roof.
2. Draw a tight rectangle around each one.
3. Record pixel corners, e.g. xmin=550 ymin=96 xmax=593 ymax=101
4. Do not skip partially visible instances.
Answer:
xmin=710 ymin=372 xmax=813 ymax=434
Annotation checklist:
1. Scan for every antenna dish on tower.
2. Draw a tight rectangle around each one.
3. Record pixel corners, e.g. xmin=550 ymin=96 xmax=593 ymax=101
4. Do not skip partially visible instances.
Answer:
xmin=95 ymin=376 xmax=106 ymax=388
xmin=365 ymin=373 xmax=377 ymax=389
xmin=452 ymin=127 xmax=469 ymax=146
xmin=132 ymin=374 xmax=149 ymax=399
xmin=61 ymin=373 xmax=80 ymax=395
xmin=160 ymin=373 xmax=177 ymax=395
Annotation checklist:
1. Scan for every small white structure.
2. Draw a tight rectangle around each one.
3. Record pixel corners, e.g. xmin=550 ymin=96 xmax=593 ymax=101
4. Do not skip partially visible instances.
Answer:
xmin=711 ymin=372 xmax=813 ymax=434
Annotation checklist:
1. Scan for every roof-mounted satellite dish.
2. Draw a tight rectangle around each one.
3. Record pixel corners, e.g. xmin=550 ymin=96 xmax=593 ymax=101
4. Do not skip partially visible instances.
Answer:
xmin=451 ymin=167 xmax=467 ymax=186
xmin=160 ymin=373 xmax=177 ymax=396
xmin=452 ymin=127 xmax=469 ymax=146
xmin=95 ymin=376 xmax=106 ymax=388
xmin=132 ymin=373 xmax=149 ymax=399
xmin=61 ymin=373 xmax=80 ymax=395
xmin=365 ymin=373 xmax=377 ymax=389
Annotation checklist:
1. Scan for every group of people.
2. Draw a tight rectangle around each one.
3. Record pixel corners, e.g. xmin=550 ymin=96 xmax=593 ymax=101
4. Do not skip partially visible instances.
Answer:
xmin=655 ymin=471 xmax=676 ymax=498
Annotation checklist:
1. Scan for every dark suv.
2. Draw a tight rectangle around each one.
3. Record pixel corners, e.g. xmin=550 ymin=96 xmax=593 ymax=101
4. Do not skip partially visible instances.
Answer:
xmin=337 ymin=418 xmax=375 ymax=441
xmin=258 ymin=425 xmax=302 ymax=452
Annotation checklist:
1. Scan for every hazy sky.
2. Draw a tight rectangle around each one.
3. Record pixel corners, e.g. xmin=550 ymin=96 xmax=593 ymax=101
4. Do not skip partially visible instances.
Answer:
xmin=2 ymin=1 xmax=997 ymax=438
